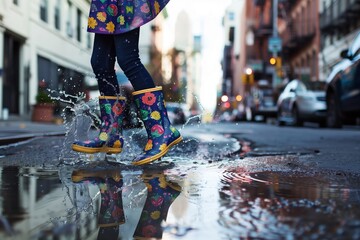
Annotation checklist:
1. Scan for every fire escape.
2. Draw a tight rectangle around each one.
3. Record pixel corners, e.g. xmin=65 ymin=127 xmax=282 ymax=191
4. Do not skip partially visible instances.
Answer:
xmin=280 ymin=0 xmax=316 ymax=59
xmin=320 ymin=0 xmax=360 ymax=34
xmin=252 ymin=0 xmax=273 ymax=80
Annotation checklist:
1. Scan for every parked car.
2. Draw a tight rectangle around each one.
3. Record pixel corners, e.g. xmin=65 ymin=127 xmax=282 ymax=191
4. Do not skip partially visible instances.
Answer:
xmin=325 ymin=32 xmax=360 ymax=128
xmin=277 ymin=79 xmax=327 ymax=126
xmin=247 ymin=80 xmax=277 ymax=122
xmin=166 ymin=102 xmax=188 ymax=125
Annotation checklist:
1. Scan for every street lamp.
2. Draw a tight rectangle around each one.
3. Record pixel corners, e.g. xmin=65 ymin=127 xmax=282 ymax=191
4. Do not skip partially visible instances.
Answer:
xmin=236 ymin=95 xmax=243 ymax=102
xmin=269 ymin=57 xmax=277 ymax=65
xmin=221 ymin=95 xmax=229 ymax=103
xmin=245 ymin=67 xmax=253 ymax=75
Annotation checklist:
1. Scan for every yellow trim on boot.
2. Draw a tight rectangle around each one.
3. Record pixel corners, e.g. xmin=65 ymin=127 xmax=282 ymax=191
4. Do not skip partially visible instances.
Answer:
xmin=98 ymin=221 xmax=125 ymax=228
xmin=71 ymin=169 xmax=122 ymax=183
xmin=132 ymin=86 xmax=162 ymax=96
xmin=71 ymin=144 xmax=122 ymax=154
xmin=132 ymin=136 xmax=183 ymax=166
xmin=99 ymin=96 xmax=126 ymax=100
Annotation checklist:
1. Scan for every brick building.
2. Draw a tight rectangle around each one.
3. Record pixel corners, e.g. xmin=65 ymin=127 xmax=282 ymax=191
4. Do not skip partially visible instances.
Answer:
xmin=278 ymin=0 xmax=320 ymax=82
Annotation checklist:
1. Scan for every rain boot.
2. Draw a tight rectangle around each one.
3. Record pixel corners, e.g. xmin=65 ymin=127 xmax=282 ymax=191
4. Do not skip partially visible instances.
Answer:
xmin=97 ymin=177 xmax=125 ymax=228
xmin=71 ymin=169 xmax=124 ymax=239
xmin=133 ymin=172 xmax=181 ymax=239
xmin=71 ymin=162 xmax=122 ymax=183
xmin=72 ymin=96 xmax=126 ymax=154
xmin=132 ymin=87 xmax=183 ymax=165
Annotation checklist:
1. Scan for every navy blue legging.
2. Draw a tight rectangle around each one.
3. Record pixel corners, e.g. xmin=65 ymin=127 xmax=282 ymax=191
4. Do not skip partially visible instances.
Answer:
xmin=91 ymin=28 xmax=155 ymax=95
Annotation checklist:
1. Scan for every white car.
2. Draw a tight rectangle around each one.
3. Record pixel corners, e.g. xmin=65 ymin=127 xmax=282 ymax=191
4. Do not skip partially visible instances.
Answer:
xmin=166 ymin=102 xmax=188 ymax=125
xmin=277 ymin=79 xmax=327 ymax=127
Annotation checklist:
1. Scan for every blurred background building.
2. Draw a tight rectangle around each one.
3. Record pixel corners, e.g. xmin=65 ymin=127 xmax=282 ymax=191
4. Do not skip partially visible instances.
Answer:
xmin=0 ymin=0 xmax=202 ymax=122
xmin=319 ymin=0 xmax=360 ymax=80
xmin=0 ymin=0 xmax=93 ymax=120
xmin=2 ymin=0 xmax=359 ymax=124
xmin=218 ymin=0 xmax=360 ymax=122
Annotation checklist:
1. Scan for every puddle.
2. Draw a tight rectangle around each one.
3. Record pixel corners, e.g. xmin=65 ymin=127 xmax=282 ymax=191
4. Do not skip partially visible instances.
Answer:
xmin=219 ymin=169 xmax=360 ymax=239
xmin=0 ymin=162 xmax=360 ymax=239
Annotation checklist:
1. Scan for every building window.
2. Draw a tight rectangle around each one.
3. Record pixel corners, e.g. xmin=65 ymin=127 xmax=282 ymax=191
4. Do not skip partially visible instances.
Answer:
xmin=13 ymin=0 xmax=19 ymax=5
xmin=66 ymin=1 xmax=73 ymax=37
xmin=87 ymin=33 xmax=91 ymax=49
xmin=54 ymin=0 xmax=61 ymax=30
xmin=228 ymin=12 xmax=235 ymax=21
xmin=76 ymin=8 xmax=82 ymax=42
xmin=312 ymin=51 xmax=317 ymax=80
xmin=229 ymin=27 xmax=235 ymax=44
xmin=40 ymin=0 xmax=48 ymax=23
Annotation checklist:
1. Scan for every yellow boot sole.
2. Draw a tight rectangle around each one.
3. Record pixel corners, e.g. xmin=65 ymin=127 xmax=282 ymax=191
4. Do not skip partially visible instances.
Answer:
xmin=132 ymin=136 xmax=183 ymax=166
xmin=71 ymin=144 xmax=122 ymax=154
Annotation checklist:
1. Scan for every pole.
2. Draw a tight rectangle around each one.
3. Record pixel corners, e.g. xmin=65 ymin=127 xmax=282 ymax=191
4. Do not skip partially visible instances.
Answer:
xmin=273 ymin=0 xmax=278 ymax=38
xmin=272 ymin=0 xmax=278 ymax=90
xmin=0 ymin=26 xmax=4 ymax=119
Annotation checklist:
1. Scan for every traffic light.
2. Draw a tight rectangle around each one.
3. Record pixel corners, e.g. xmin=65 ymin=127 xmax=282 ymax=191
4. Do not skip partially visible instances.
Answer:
xmin=242 ymin=68 xmax=254 ymax=85
xmin=276 ymin=57 xmax=282 ymax=77
xmin=276 ymin=57 xmax=282 ymax=68
xmin=269 ymin=57 xmax=277 ymax=65
xmin=221 ymin=95 xmax=229 ymax=103
xmin=270 ymin=57 xmax=282 ymax=77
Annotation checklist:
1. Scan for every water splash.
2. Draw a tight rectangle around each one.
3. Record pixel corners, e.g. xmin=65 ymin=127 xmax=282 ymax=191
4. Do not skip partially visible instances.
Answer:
xmin=45 ymin=89 xmax=98 ymax=164
xmin=0 ymin=215 xmax=16 ymax=236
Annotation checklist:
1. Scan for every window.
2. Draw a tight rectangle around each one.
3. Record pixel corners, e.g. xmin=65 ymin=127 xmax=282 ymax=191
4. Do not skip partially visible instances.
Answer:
xmin=350 ymin=33 xmax=360 ymax=57
xmin=66 ymin=1 xmax=73 ymax=37
xmin=229 ymin=27 xmax=235 ymax=43
xmin=296 ymin=81 xmax=307 ymax=93
xmin=87 ymin=33 xmax=91 ymax=49
xmin=54 ymin=0 xmax=61 ymax=30
xmin=40 ymin=0 xmax=48 ymax=23
xmin=228 ymin=12 xmax=235 ymax=21
xmin=13 ymin=0 xmax=19 ymax=5
xmin=76 ymin=8 xmax=82 ymax=42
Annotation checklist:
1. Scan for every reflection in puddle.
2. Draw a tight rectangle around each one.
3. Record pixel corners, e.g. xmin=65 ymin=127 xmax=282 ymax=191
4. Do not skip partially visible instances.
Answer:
xmin=1 ymin=163 xmax=360 ymax=239
xmin=219 ymin=169 xmax=360 ymax=239
xmin=71 ymin=166 xmax=181 ymax=239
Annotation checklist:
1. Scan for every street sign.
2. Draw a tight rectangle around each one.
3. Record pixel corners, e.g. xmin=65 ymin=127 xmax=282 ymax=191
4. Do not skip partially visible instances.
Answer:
xmin=268 ymin=37 xmax=282 ymax=53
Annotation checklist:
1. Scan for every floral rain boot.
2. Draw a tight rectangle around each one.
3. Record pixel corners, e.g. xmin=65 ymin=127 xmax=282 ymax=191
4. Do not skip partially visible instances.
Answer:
xmin=72 ymin=96 xmax=126 ymax=154
xmin=133 ymin=172 xmax=181 ymax=239
xmin=71 ymin=169 xmax=125 ymax=238
xmin=98 ymin=177 xmax=125 ymax=228
xmin=132 ymin=87 xmax=183 ymax=165
xmin=71 ymin=163 xmax=122 ymax=183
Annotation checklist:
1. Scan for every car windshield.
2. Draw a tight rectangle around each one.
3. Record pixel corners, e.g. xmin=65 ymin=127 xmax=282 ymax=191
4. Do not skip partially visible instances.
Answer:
xmin=350 ymin=32 xmax=360 ymax=56
xmin=261 ymin=88 xmax=273 ymax=96
xmin=303 ymin=81 xmax=326 ymax=91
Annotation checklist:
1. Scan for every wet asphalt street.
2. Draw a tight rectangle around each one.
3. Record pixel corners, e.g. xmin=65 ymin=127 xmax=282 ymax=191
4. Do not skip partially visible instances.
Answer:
xmin=0 ymin=121 xmax=360 ymax=239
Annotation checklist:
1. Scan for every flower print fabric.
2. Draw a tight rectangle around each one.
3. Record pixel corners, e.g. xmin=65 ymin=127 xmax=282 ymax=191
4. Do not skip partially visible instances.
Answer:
xmin=88 ymin=0 xmax=170 ymax=34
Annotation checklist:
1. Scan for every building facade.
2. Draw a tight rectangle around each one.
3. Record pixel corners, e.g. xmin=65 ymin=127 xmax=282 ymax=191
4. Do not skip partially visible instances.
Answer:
xmin=0 ymin=0 xmax=93 ymax=119
xmin=221 ymin=0 xmax=321 ymax=96
xmin=319 ymin=0 xmax=360 ymax=81
xmin=222 ymin=0 xmax=246 ymax=98
xmin=279 ymin=0 xmax=320 ymax=83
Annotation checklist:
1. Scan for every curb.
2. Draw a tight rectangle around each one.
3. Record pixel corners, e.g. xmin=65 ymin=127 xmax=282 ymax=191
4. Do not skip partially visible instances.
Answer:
xmin=0 ymin=132 xmax=66 ymax=146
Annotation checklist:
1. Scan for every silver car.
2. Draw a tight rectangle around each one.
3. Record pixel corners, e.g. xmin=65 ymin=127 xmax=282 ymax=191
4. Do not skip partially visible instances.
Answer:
xmin=277 ymin=79 xmax=327 ymax=127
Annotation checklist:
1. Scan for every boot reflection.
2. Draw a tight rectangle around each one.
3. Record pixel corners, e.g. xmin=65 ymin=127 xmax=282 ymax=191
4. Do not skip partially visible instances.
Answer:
xmin=134 ymin=171 xmax=181 ymax=239
xmin=71 ymin=168 xmax=124 ymax=240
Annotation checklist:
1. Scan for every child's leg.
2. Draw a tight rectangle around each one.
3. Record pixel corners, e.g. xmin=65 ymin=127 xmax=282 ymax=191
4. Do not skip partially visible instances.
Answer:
xmin=72 ymin=34 xmax=125 ymax=154
xmin=113 ymin=28 xmax=182 ymax=165
xmin=91 ymin=34 xmax=120 ymax=96
xmin=113 ymin=28 xmax=156 ymax=91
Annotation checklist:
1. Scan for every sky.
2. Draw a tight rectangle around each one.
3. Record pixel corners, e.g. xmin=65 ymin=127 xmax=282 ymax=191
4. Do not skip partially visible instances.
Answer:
xmin=164 ymin=0 xmax=232 ymax=112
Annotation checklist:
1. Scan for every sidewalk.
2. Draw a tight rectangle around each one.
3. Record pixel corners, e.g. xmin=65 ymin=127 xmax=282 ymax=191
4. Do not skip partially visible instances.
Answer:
xmin=0 ymin=120 xmax=67 ymax=146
